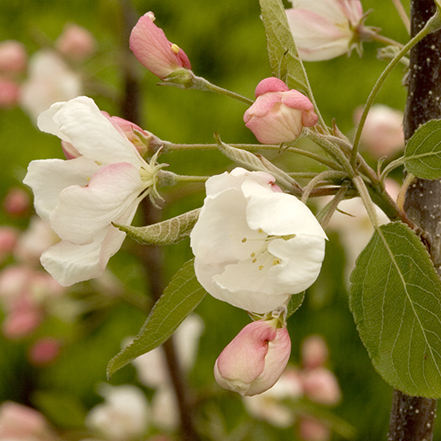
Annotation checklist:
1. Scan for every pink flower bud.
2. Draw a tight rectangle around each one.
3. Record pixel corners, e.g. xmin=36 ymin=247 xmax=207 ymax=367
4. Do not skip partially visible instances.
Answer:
xmin=130 ymin=12 xmax=191 ymax=80
xmin=299 ymin=417 xmax=331 ymax=441
xmin=0 ymin=78 xmax=20 ymax=107
xmin=2 ymin=306 xmax=44 ymax=339
xmin=354 ymin=104 xmax=404 ymax=158
xmin=0 ymin=227 xmax=18 ymax=263
xmin=3 ymin=187 xmax=31 ymax=217
xmin=301 ymin=367 xmax=341 ymax=405
xmin=0 ymin=401 xmax=50 ymax=439
xmin=0 ymin=40 xmax=27 ymax=74
xmin=214 ymin=320 xmax=291 ymax=396
xmin=56 ymin=23 xmax=97 ymax=62
xmin=301 ymin=335 xmax=329 ymax=369
xmin=244 ymin=77 xmax=318 ymax=144
xmin=28 ymin=337 xmax=61 ymax=366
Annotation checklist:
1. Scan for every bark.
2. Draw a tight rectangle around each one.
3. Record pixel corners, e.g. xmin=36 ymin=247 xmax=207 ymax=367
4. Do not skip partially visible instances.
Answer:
xmin=388 ymin=0 xmax=441 ymax=439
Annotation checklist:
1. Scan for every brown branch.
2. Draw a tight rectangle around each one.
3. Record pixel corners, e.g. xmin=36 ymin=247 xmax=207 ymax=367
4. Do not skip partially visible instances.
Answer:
xmin=389 ymin=1 xmax=440 ymax=439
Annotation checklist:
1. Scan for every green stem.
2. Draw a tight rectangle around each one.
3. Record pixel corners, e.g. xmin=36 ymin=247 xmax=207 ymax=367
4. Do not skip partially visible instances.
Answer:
xmin=364 ymin=29 xmax=404 ymax=48
xmin=316 ymin=183 xmax=351 ymax=228
xmin=189 ymin=75 xmax=254 ymax=105
xmin=380 ymin=156 xmax=406 ymax=182
xmin=163 ymin=142 xmax=342 ymax=170
xmin=350 ymin=12 xmax=441 ymax=168
xmin=301 ymin=171 xmax=348 ymax=204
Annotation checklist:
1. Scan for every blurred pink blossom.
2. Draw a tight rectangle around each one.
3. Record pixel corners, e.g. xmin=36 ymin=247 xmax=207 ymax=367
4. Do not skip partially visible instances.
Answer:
xmin=0 ymin=77 xmax=20 ymax=107
xmin=214 ymin=319 xmax=291 ymax=396
xmin=130 ymin=11 xmax=191 ymax=80
xmin=301 ymin=367 xmax=341 ymax=405
xmin=56 ymin=23 xmax=97 ymax=62
xmin=0 ymin=226 xmax=18 ymax=263
xmin=354 ymin=104 xmax=404 ymax=158
xmin=28 ymin=337 xmax=62 ymax=366
xmin=0 ymin=40 xmax=27 ymax=74
xmin=301 ymin=335 xmax=329 ymax=369
xmin=3 ymin=187 xmax=31 ymax=217
xmin=244 ymin=77 xmax=317 ymax=144
xmin=299 ymin=417 xmax=331 ymax=441
xmin=0 ymin=401 xmax=53 ymax=440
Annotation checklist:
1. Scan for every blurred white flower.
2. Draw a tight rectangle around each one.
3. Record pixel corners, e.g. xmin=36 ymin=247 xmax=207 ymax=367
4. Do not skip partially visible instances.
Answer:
xmin=85 ymin=384 xmax=149 ymax=440
xmin=19 ymin=49 xmax=82 ymax=123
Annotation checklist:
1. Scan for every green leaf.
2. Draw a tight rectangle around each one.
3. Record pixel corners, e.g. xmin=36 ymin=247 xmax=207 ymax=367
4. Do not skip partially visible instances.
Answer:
xmin=107 ymin=259 xmax=206 ymax=378
xmin=258 ymin=0 xmax=312 ymax=99
xmin=286 ymin=292 xmax=305 ymax=318
xmin=404 ymin=119 xmax=441 ymax=179
xmin=349 ymin=222 xmax=441 ymax=398
xmin=114 ymin=209 xmax=200 ymax=245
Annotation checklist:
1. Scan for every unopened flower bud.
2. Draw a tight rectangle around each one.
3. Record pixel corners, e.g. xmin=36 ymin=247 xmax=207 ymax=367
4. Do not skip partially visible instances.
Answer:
xmin=302 ymin=367 xmax=341 ymax=405
xmin=299 ymin=417 xmax=331 ymax=441
xmin=0 ymin=78 xmax=20 ymax=107
xmin=0 ymin=40 xmax=27 ymax=74
xmin=130 ymin=12 xmax=191 ymax=80
xmin=56 ymin=24 xmax=96 ymax=62
xmin=214 ymin=319 xmax=291 ymax=396
xmin=3 ymin=187 xmax=31 ymax=217
xmin=244 ymin=77 xmax=317 ymax=144
xmin=301 ymin=335 xmax=329 ymax=369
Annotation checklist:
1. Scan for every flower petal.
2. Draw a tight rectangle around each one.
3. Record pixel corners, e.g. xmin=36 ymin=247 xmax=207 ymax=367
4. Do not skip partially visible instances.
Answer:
xmin=23 ymin=156 xmax=100 ymax=219
xmin=38 ymin=96 xmax=144 ymax=166
xmin=50 ymin=162 xmax=144 ymax=245
xmin=246 ymin=192 xmax=327 ymax=238
xmin=268 ymin=234 xmax=326 ymax=292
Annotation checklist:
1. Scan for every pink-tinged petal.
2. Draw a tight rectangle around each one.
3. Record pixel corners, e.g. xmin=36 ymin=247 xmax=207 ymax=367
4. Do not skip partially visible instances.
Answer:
xmin=0 ymin=40 xmax=27 ymax=73
xmin=245 ymin=192 xmax=327 ymax=238
xmin=302 ymin=109 xmax=319 ymax=127
xmin=37 ymin=96 xmax=144 ymax=166
xmin=130 ymin=12 xmax=191 ymax=79
xmin=282 ymin=89 xmax=314 ymax=111
xmin=339 ymin=0 xmax=363 ymax=26
xmin=286 ymin=9 xmax=350 ymax=61
xmin=255 ymin=77 xmax=289 ymax=97
xmin=40 ymin=227 xmax=124 ymax=286
xmin=244 ymin=92 xmax=282 ymax=119
xmin=50 ymin=162 xmax=144 ymax=245
xmin=23 ymin=157 xmax=100 ymax=219
xmin=289 ymin=0 xmax=346 ymax=23
xmin=214 ymin=321 xmax=291 ymax=396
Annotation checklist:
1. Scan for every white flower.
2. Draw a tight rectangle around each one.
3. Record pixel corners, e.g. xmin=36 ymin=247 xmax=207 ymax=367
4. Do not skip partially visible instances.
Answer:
xmin=20 ymin=49 xmax=82 ymax=123
xmin=85 ymin=384 xmax=149 ymax=440
xmin=286 ymin=0 xmax=365 ymax=61
xmin=190 ymin=168 xmax=326 ymax=313
xmin=23 ymin=96 xmax=163 ymax=286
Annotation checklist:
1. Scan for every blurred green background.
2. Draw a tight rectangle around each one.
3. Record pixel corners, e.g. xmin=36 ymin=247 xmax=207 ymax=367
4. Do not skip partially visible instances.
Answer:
xmin=0 ymin=0 xmax=428 ymax=440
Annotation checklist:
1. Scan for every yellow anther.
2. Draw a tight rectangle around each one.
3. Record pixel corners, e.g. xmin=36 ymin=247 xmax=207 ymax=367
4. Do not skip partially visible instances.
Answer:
xmin=242 ymin=238 xmax=247 ymax=243
xmin=272 ymin=259 xmax=280 ymax=265
xmin=170 ymin=43 xmax=180 ymax=54
xmin=258 ymin=265 xmax=264 ymax=271
xmin=252 ymin=258 xmax=257 ymax=263
xmin=257 ymin=228 xmax=264 ymax=234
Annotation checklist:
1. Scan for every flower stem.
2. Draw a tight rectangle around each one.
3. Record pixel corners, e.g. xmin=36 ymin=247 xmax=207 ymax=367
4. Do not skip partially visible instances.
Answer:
xmin=350 ymin=12 xmax=441 ymax=169
xmin=364 ymin=29 xmax=404 ymax=48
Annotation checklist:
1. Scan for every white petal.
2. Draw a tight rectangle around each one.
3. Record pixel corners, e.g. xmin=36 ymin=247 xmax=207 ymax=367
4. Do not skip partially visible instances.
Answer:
xmin=38 ymin=96 xmax=144 ymax=166
xmin=50 ymin=162 xmax=144 ymax=245
xmin=23 ymin=156 xmax=100 ymax=219
xmin=246 ymin=192 xmax=327 ymax=239
xmin=268 ymin=235 xmax=326 ymax=293
xmin=194 ymin=257 xmax=289 ymax=313
xmin=190 ymin=187 xmax=262 ymax=263
xmin=289 ymin=0 xmax=345 ymax=22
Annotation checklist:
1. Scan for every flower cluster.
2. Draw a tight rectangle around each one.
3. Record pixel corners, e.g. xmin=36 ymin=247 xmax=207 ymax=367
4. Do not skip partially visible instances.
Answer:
xmin=24 ymin=96 xmax=165 ymax=286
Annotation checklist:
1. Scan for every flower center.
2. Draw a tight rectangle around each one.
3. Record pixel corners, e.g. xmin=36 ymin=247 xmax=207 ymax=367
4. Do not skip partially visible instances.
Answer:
xmin=242 ymin=229 xmax=295 ymax=271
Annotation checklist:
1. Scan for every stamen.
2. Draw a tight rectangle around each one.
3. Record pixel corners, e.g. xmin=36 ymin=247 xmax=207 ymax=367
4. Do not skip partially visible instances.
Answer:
xmin=272 ymin=259 xmax=280 ymax=265
xmin=242 ymin=238 xmax=247 ymax=243
xmin=258 ymin=265 xmax=264 ymax=271
xmin=171 ymin=43 xmax=180 ymax=54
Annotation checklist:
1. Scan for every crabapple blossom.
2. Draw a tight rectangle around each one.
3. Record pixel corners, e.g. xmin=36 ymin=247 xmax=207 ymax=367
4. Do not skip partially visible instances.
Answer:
xmin=19 ymin=50 xmax=82 ymax=123
xmin=56 ymin=23 xmax=97 ymax=62
xmin=0 ymin=40 xmax=27 ymax=74
xmin=23 ymin=96 xmax=165 ymax=286
xmin=190 ymin=167 xmax=326 ymax=313
xmin=214 ymin=319 xmax=291 ymax=396
xmin=354 ymin=104 xmax=404 ymax=158
xmin=3 ymin=187 xmax=31 ymax=217
xmin=301 ymin=367 xmax=341 ymax=405
xmin=0 ymin=401 xmax=53 ymax=440
xmin=301 ymin=334 xmax=329 ymax=369
xmin=85 ymin=384 xmax=149 ymax=440
xmin=130 ymin=11 xmax=192 ymax=80
xmin=244 ymin=77 xmax=318 ymax=144
xmin=286 ymin=0 xmax=366 ymax=61
xmin=0 ymin=77 xmax=20 ymax=107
